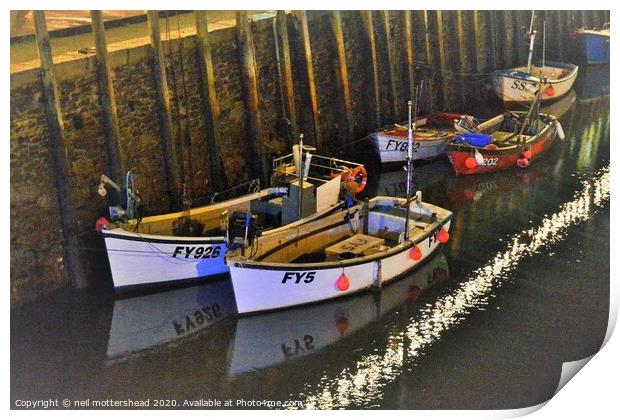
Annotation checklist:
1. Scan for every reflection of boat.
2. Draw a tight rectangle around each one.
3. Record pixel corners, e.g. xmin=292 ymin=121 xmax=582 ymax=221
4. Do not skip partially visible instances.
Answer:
xmin=539 ymin=89 xmax=576 ymax=120
xmin=573 ymin=24 xmax=610 ymax=64
xmin=573 ymin=64 xmax=610 ymax=102
xmin=106 ymin=280 xmax=236 ymax=360
xmin=368 ymin=159 xmax=452 ymax=199
xmin=99 ymin=145 xmax=363 ymax=292
xmin=368 ymin=113 xmax=473 ymax=165
xmin=445 ymin=111 xmax=562 ymax=176
xmin=228 ymin=252 xmax=449 ymax=376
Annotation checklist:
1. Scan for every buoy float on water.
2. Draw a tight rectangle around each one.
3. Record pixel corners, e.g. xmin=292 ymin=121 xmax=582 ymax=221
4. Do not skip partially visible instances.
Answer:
xmin=517 ymin=157 xmax=530 ymax=168
xmin=95 ymin=217 xmax=109 ymax=233
xmin=336 ymin=273 xmax=350 ymax=291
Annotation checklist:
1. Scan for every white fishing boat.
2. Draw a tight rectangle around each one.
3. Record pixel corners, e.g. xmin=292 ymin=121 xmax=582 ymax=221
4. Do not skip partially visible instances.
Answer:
xmin=491 ymin=12 xmax=578 ymax=106
xmin=368 ymin=112 xmax=473 ymax=165
xmin=226 ymin=102 xmax=453 ymax=315
xmin=98 ymin=143 xmax=366 ymax=291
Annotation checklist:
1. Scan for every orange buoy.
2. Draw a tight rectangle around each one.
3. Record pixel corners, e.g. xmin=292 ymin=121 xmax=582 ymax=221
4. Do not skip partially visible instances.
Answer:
xmin=409 ymin=245 xmax=422 ymax=261
xmin=465 ymin=156 xmax=477 ymax=169
xmin=523 ymin=150 xmax=532 ymax=159
xmin=517 ymin=158 xmax=530 ymax=168
xmin=544 ymin=85 xmax=555 ymax=97
xmin=336 ymin=273 xmax=350 ymax=291
xmin=95 ymin=217 xmax=110 ymax=233
xmin=437 ymin=227 xmax=449 ymax=244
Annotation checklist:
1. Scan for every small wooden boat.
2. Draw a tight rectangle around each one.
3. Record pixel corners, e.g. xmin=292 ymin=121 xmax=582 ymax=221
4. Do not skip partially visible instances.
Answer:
xmin=444 ymin=110 xmax=563 ymax=176
xmin=491 ymin=61 xmax=578 ymax=106
xmin=98 ymin=143 xmax=366 ymax=291
xmin=573 ymin=23 xmax=610 ymax=64
xmin=368 ymin=112 xmax=475 ymax=165
xmin=226 ymin=102 xmax=452 ymax=315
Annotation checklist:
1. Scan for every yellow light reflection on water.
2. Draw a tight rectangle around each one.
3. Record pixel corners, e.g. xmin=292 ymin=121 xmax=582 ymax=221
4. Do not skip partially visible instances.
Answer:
xmin=297 ymin=167 xmax=610 ymax=409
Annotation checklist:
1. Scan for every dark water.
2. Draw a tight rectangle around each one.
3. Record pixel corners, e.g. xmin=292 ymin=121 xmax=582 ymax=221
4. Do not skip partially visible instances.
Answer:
xmin=11 ymin=65 xmax=610 ymax=410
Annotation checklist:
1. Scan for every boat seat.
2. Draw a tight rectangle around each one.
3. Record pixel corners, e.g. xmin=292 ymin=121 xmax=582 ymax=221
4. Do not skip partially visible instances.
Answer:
xmin=325 ymin=233 xmax=385 ymax=257
xmin=491 ymin=131 xmax=516 ymax=143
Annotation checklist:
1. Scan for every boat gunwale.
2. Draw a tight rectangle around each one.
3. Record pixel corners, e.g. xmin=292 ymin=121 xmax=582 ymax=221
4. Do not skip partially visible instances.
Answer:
xmin=492 ymin=62 xmax=579 ymax=84
xmin=226 ymin=197 xmax=453 ymax=271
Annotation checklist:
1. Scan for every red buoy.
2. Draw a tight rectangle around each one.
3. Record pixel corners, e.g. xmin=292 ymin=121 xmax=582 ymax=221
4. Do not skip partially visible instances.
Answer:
xmin=465 ymin=156 xmax=477 ymax=169
xmin=544 ymin=85 xmax=555 ymax=97
xmin=409 ymin=245 xmax=422 ymax=261
xmin=523 ymin=150 xmax=532 ymax=159
xmin=95 ymin=217 xmax=110 ymax=233
xmin=437 ymin=227 xmax=450 ymax=244
xmin=517 ymin=158 xmax=530 ymax=168
xmin=336 ymin=273 xmax=350 ymax=291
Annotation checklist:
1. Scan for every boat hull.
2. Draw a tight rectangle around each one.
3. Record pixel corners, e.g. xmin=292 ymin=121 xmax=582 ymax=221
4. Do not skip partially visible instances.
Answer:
xmin=445 ymin=125 xmax=558 ymax=176
xmin=491 ymin=63 xmax=579 ymax=106
xmin=229 ymin=219 xmax=451 ymax=315
xmin=579 ymin=31 xmax=610 ymax=64
xmin=372 ymin=134 xmax=446 ymax=164
xmin=103 ymin=231 xmax=229 ymax=290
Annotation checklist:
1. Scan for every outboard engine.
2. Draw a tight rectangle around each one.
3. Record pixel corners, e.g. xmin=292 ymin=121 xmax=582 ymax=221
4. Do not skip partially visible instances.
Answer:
xmin=226 ymin=211 xmax=259 ymax=250
xmin=97 ymin=171 xmax=142 ymax=222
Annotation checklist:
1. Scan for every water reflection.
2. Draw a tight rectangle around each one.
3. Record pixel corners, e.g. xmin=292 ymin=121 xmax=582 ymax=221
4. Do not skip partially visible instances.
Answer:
xmin=298 ymin=166 xmax=609 ymax=409
xmin=107 ymin=280 xmax=236 ymax=360
xmin=229 ymin=252 xmax=449 ymax=377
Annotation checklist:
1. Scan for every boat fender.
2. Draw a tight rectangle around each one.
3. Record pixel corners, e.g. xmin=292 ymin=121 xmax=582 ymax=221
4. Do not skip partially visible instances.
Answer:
xmin=517 ymin=158 xmax=530 ymax=168
xmin=474 ymin=149 xmax=485 ymax=165
xmin=544 ymin=85 xmax=555 ymax=97
xmin=409 ymin=245 xmax=422 ymax=261
xmin=523 ymin=150 xmax=532 ymax=160
xmin=95 ymin=217 xmax=109 ymax=233
xmin=465 ymin=156 xmax=478 ymax=170
xmin=437 ymin=227 xmax=450 ymax=244
xmin=555 ymin=120 xmax=565 ymax=140
xmin=336 ymin=273 xmax=350 ymax=291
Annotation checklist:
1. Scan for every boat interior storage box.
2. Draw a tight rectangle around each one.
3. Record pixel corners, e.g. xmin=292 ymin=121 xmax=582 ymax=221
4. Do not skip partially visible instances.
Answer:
xmin=282 ymin=180 xmax=317 ymax=225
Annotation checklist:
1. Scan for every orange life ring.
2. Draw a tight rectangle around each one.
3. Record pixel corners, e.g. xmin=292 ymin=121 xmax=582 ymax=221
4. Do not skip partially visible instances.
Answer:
xmin=330 ymin=165 xmax=351 ymax=179
xmin=345 ymin=165 xmax=368 ymax=194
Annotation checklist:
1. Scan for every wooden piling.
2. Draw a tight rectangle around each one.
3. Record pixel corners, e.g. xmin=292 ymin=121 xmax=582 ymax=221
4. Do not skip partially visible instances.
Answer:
xmin=147 ymin=11 xmax=181 ymax=208
xmin=403 ymin=11 xmax=415 ymax=103
xmin=195 ymin=11 xmax=224 ymax=191
xmin=296 ymin=11 xmax=321 ymax=147
xmin=32 ymin=10 xmax=86 ymax=288
xmin=500 ymin=11 xmax=515 ymax=67
xmin=276 ymin=11 xmax=299 ymax=145
xmin=382 ymin=11 xmax=399 ymax=119
xmin=90 ymin=11 xmax=124 ymax=183
xmin=236 ymin=11 xmax=269 ymax=183
xmin=331 ymin=11 xmax=353 ymax=142
xmin=473 ymin=11 xmax=492 ymax=73
xmin=361 ymin=11 xmax=381 ymax=128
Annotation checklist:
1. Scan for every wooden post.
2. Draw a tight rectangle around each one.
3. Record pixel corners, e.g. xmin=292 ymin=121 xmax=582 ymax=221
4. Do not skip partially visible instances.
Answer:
xmin=456 ymin=11 xmax=476 ymax=105
xmin=501 ymin=11 xmax=516 ymax=67
xmin=331 ymin=11 xmax=353 ymax=142
xmin=435 ymin=11 xmax=451 ymax=108
xmin=361 ymin=11 xmax=381 ymax=128
xmin=90 ymin=10 xmax=124 ymax=183
xmin=32 ymin=10 xmax=86 ymax=288
xmin=296 ymin=11 xmax=321 ymax=147
xmin=473 ymin=11 xmax=492 ymax=73
xmin=403 ymin=11 xmax=415 ymax=102
xmin=382 ymin=11 xmax=399 ymax=119
xmin=276 ymin=11 xmax=299 ymax=145
xmin=147 ymin=11 xmax=181 ymax=208
xmin=195 ymin=11 xmax=224 ymax=191
xmin=236 ymin=11 xmax=269 ymax=183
